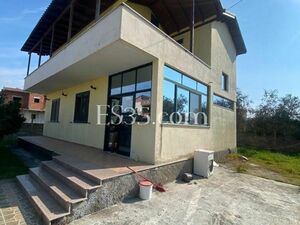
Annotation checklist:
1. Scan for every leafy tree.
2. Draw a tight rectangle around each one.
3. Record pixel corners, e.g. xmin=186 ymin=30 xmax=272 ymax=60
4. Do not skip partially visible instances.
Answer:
xmin=0 ymin=93 xmax=25 ymax=139
xmin=236 ymin=89 xmax=252 ymax=134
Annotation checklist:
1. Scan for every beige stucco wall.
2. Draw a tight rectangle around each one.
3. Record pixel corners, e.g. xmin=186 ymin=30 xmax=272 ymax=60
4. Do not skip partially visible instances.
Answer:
xmin=44 ymin=76 xmax=108 ymax=148
xmin=40 ymin=4 xmax=238 ymax=164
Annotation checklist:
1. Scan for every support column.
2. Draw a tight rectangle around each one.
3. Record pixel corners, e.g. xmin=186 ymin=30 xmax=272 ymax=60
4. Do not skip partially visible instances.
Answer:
xmin=190 ymin=0 xmax=195 ymax=53
xmin=95 ymin=0 xmax=101 ymax=20
xmin=50 ymin=25 xmax=55 ymax=57
xmin=26 ymin=52 xmax=32 ymax=76
xmin=38 ymin=42 xmax=42 ymax=67
xmin=68 ymin=3 xmax=74 ymax=41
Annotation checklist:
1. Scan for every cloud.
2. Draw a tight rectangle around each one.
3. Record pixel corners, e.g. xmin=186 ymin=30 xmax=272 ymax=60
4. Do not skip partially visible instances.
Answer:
xmin=0 ymin=7 xmax=46 ymax=23
xmin=0 ymin=67 xmax=26 ymax=89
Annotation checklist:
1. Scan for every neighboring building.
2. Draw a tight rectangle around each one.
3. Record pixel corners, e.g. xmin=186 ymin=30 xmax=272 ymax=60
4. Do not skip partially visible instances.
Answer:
xmin=1 ymin=87 xmax=46 ymax=124
xmin=22 ymin=0 xmax=246 ymax=164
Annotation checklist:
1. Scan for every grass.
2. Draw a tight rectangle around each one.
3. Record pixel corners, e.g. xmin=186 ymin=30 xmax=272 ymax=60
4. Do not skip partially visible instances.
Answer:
xmin=0 ymin=137 xmax=28 ymax=179
xmin=238 ymin=147 xmax=300 ymax=186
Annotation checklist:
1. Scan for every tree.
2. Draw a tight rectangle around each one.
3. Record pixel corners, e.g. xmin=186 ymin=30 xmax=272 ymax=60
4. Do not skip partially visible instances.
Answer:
xmin=0 ymin=93 xmax=25 ymax=139
xmin=236 ymin=89 xmax=252 ymax=134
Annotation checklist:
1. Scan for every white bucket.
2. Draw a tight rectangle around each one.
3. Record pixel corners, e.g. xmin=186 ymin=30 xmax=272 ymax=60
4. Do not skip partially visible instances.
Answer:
xmin=139 ymin=180 xmax=153 ymax=200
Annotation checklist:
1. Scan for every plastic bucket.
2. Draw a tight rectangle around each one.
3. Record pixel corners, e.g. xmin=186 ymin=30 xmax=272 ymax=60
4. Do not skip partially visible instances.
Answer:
xmin=139 ymin=180 xmax=153 ymax=200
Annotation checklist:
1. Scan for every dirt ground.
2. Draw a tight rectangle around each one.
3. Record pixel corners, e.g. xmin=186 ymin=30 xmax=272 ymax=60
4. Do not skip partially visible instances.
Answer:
xmin=69 ymin=167 xmax=300 ymax=225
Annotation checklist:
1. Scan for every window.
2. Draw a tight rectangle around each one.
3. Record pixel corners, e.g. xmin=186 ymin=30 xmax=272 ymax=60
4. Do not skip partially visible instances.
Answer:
xmin=50 ymin=99 xmax=60 ymax=122
xmin=109 ymin=64 xmax=152 ymax=122
xmin=213 ymin=94 xmax=234 ymax=110
xmin=111 ymin=74 xmax=122 ymax=95
xmin=33 ymin=97 xmax=40 ymax=103
xmin=74 ymin=91 xmax=90 ymax=123
xmin=13 ymin=96 xmax=22 ymax=103
xmin=163 ymin=65 xmax=209 ymax=125
xmin=135 ymin=91 xmax=151 ymax=122
xmin=221 ymin=73 xmax=229 ymax=91
xmin=122 ymin=70 xmax=136 ymax=93
xmin=137 ymin=65 xmax=152 ymax=91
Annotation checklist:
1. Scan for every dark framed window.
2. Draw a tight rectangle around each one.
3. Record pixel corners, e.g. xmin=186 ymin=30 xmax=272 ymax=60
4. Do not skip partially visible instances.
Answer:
xmin=33 ymin=97 xmax=40 ymax=103
xmin=74 ymin=91 xmax=90 ymax=123
xmin=163 ymin=65 xmax=209 ymax=125
xmin=13 ymin=96 xmax=22 ymax=103
xmin=50 ymin=99 xmax=60 ymax=122
xmin=213 ymin=94 xmax=234 ymax=110
xmin=109 ymin=63 xmax=152 ymax=122
xmin=221 ymin=73 xmax=229 ymax=91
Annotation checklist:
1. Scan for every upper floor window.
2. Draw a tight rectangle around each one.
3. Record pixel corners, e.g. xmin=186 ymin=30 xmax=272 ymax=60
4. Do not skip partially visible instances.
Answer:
xmin=13 ymin=96 xmax=22 ymax=103
xmin=213 ymin=94 xmax=234 ymax=110
xmin=163 ymin=65 xmax=209 ymax=125
xmin=74 ymin=91 xmax=90 ymax=123
xmin=50 ymin=99 xmax=60 ymax=122
xmin=221 ymin=73 xmax=229 ymax=91
xmin=33 ymin=97 xmax=40 ymax=103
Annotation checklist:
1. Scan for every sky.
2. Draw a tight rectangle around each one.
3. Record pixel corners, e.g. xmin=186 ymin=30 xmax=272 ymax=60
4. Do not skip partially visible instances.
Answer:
xmin=0 ymin=0 xmax=299 ymax=105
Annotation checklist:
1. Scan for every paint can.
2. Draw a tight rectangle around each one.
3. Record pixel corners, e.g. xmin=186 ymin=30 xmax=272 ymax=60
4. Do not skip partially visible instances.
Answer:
xmin=139 ymin=180 xmax=153 ymax=200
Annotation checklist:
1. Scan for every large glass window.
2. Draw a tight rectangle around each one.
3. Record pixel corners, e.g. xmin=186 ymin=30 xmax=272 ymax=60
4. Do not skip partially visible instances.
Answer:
xmin=109 ymin=64 xmax=152 ymax=122
xmin=74 ymin=91 xmax=90 ymax=123
xmin=213 ymin=94 xmax=234 ymax=110
xmin=163 ymin=65 xmax=209 ymax=125
xmin=50 ymin=99 xmax=60 ymax=122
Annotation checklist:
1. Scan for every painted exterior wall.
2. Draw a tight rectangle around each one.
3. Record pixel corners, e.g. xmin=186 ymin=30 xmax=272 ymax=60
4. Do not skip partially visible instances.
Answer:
xmin=33 ymin=4 xmax=239 ymax=164
xmin=22 ymin=110 xmax=45 ymax=124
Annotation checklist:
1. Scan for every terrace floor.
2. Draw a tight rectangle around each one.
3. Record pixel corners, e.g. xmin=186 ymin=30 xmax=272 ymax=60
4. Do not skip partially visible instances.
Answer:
xmin=18 ymin=136 xmax=154 ymax=182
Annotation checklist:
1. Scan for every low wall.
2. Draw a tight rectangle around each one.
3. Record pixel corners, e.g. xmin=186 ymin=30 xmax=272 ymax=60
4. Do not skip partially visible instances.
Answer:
xmin=56 ymin=159 xmax=193 ymax=224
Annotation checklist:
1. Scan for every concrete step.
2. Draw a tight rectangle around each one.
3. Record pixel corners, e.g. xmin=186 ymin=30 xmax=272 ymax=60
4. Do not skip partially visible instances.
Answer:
xmin=17 ymin=174 xmax=69 ymax=225
xmin=42 ymin=161 xmax=100 ymax=198
xmin=53 ymin=157 xmax=102 ymax=185
xmin=30 ymin=167 xmax=87 ymax=212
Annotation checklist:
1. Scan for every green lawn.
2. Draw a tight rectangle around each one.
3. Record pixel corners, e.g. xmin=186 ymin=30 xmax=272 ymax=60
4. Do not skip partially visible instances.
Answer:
xmin=0 ymin=137 xmax=28 ymax=179
xmin=238 ymin=147 xmax=300 ymax=185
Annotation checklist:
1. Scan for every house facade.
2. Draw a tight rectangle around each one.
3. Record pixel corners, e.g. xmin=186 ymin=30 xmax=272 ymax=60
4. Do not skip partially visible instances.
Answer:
xmin=22 ymin=0 xmax=246 ymax=164
xmin=1 ymin=87 xmax=46 ymax=124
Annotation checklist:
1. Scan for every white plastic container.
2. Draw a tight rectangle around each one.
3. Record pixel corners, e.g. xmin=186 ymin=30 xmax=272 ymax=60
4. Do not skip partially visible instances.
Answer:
xmin=139 ymin=180 xmax=153 ymax=200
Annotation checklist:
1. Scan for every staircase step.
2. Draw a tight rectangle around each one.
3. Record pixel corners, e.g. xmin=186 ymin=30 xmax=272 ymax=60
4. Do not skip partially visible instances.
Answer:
xmin=17 ymin=174 xmax=69 ymax=225
xmin=53 ymin=157 xmax=102 ymax=185
xmin=42 ymin=161 xmax=100 ymax=197
xmin=30 ymin=167 xmax=87 ymax=211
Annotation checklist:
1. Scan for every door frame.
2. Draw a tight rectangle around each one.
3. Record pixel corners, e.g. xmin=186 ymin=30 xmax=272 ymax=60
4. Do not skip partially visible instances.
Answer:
xmin=104 ymin=63 xmax=153 ymax=156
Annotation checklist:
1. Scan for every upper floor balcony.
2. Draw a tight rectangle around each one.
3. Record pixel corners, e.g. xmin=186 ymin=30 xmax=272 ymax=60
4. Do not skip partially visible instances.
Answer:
xmin=22 ymin=0 xmax=246 ymax=93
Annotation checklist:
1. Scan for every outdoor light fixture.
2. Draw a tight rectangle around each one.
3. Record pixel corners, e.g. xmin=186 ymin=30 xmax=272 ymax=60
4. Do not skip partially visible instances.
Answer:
xmin=90 ymin=85 xmax=97 ymax=90
xmin=62 ymin=92 xmax=68 ymax=97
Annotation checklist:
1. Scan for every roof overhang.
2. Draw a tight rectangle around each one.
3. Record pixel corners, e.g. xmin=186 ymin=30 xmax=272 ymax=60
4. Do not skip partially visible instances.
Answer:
xmin=21 ymin=0 xmax=246 ymax=56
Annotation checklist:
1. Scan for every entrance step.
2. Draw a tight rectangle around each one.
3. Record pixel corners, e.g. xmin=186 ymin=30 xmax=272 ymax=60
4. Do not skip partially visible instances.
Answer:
xmin=29 ymin=167 xmax=87 ymax=212
xmin=17 ymin=175 xmax=70 ymax=225
xmin=53 ymin=156 xmax=102 ymax=185
xmin=42 ymin=160 xmax=101 ymax=198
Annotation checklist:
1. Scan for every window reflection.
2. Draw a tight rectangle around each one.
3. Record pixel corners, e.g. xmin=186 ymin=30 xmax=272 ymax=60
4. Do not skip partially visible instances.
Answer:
xmin=163 ymin=80 xmax=175 ymax=122
xmin=122 ymin=71 xmax=136 ymax=93
xmin=135 ymin=91 xmax=151 ymax=122
xmin=162 ymin=65 xmax=209 ymax=125
xmin=111 ymin=74 xmax=122 ymax=95
xmin=137 ymin=66 xmax=152 ymax=91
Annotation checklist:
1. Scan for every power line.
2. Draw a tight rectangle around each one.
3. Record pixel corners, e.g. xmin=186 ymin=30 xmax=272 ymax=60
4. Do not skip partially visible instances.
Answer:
xmin=227 ymin=0 xmax=244 ymax=10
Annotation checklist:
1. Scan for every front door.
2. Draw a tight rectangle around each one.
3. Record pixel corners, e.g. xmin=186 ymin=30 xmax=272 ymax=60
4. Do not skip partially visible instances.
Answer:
xmin=105 ymin=94 xmax=134 ymax=156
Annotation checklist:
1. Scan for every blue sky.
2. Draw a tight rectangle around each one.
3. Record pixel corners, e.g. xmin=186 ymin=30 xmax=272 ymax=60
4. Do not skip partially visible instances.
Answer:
xmin=0 ymin=0 xmax=299 ymax=105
